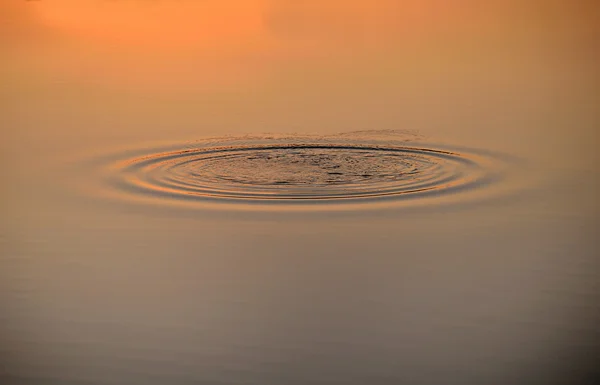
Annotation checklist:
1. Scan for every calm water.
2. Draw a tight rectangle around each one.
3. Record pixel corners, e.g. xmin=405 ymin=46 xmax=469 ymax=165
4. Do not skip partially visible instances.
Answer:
xmin=1 ymin=1 xmax=599 ymax=384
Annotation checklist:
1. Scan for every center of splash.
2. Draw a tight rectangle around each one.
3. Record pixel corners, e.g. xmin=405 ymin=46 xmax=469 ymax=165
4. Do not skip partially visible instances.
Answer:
xmin=191 ymin=147 xmax=426 ymax=187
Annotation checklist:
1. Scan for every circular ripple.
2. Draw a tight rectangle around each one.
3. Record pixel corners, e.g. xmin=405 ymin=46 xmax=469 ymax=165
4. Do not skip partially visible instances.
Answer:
xmin=98 ymin=136 xmax=511 ymax=210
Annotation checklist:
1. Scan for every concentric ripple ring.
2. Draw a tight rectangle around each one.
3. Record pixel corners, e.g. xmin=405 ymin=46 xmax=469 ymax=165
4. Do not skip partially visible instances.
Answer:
xmin=90 ymin=134 xmax=517 ymax=211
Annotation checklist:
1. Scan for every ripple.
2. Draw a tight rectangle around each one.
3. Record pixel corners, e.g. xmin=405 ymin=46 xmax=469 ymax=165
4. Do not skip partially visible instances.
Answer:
xmin=82 ymin=133 xmax=519 ymax=212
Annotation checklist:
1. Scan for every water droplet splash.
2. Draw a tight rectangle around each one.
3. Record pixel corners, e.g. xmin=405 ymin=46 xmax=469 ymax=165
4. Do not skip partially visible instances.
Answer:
xmin=78 ymin=132 xmax=520 ymax=213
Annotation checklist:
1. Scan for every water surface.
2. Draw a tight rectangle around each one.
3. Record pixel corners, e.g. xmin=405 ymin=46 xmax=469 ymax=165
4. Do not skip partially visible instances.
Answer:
xmin=1 ymin=1 xmax=598 ymax=384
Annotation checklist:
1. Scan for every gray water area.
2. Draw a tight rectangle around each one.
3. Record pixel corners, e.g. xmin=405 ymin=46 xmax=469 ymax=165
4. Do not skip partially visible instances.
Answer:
xmin=1 ymin=1 xmax=599 ymax=384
